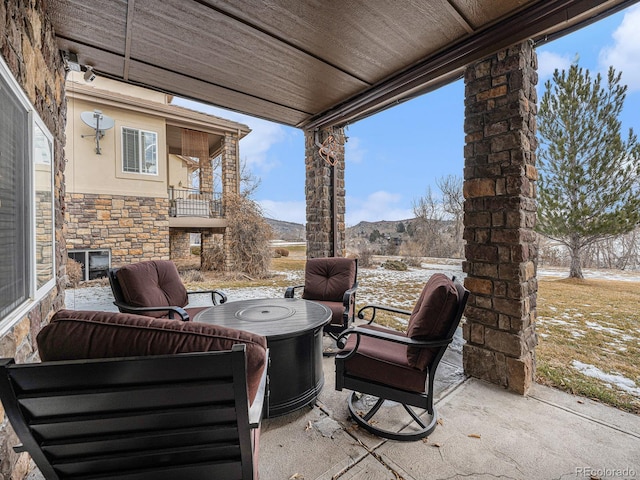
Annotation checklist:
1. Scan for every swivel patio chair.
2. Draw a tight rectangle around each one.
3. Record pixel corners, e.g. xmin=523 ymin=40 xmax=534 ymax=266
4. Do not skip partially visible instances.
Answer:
xmin=285 ymin=257 xmax=358 ymax=340
xmin=0 ymin=309 xmax=268 ymax=480
xmin=335 ymin=273 xmax=469 ymax=441
xmin=108 ymin=259 xmax=227 ymax=321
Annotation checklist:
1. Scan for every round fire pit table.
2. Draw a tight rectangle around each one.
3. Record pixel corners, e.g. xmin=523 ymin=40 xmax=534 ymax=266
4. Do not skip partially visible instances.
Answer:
xmin=193 ymin=298 xmax=331 ymax=417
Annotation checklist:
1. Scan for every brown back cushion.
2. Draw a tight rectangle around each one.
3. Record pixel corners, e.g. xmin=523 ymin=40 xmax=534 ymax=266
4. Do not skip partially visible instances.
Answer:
xmin=117 ymin=260 xmax=188 ymax=317
xmin=302 ymin=257 xmax=356 ymax=302
xmin=406 ymin=274 xmax=459 ymax=370
xmin=37 ymin=309 xmax=268 ymax=403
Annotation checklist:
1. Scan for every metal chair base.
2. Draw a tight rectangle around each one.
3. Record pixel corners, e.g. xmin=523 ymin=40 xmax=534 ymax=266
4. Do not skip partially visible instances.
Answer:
xmin=347 ymin=392 xmax=438 ymax=441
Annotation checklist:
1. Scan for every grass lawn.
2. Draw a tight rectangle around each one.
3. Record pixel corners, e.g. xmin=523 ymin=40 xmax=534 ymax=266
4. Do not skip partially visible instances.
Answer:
xmin=181 ymin=255 xmax=640 ymax=414
xmin=536 ymin=278 xmax=640 ymax=414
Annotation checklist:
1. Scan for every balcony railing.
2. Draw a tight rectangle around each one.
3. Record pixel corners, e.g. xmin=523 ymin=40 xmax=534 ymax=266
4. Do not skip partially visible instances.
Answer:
xmin=168 ymin=187 xmax=223 ymax=218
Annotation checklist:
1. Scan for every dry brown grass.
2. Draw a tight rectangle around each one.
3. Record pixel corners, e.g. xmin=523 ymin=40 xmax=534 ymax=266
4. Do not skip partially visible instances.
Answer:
xmin=177 ymin=253 xmax=640 ymax=413
xmin=536 ymin=278 xmax=640 ymax=413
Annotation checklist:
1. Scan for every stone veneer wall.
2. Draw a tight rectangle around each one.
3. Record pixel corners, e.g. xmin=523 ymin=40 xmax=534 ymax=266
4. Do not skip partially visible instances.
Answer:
xmin=462 ymin=41 xmax=539 ymax=395
xmin=65 ymin=193 xmax=170 ymax=266
xmin=170 ymin=230 xmax=191 ymax=260
xmin=220 ymin=133 xmax=239 ymax=271
xmin=0 ymin=1 xmax=68 ymax=479
xmin=305 ymin=127 xmax=346 ymax=258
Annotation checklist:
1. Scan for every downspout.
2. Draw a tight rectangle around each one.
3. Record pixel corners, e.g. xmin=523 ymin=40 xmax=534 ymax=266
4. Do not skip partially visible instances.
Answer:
xmin=236 ymin=129 xmax=241 ymax=195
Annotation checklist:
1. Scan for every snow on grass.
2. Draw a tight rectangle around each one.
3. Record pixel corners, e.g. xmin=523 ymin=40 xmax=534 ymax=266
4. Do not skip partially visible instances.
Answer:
xmin=571 ymin=360 xmax=640 ymax=397
xmin=584 ymin=321 xmax=623 ymax=335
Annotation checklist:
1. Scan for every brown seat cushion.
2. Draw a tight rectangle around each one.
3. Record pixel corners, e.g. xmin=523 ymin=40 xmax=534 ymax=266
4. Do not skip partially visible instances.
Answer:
xmin=315 ymin=300 xmax=345 ymax=326
xmin=340 ymin=325 xmax=427 ymax=393
xmin=37 ymin=309 xmax=268 ymax=403
xmin=302 ymin=258 xmax=356 ymax=302
xmin=406 ymin=274 xmax=459 ymax=370
xmin=116 ymin=260 xmax=188 ymax=317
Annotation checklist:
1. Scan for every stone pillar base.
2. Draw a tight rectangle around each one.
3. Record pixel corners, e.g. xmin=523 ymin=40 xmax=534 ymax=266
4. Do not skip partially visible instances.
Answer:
xmin=463 ymin=344 xmax=534 ymax=394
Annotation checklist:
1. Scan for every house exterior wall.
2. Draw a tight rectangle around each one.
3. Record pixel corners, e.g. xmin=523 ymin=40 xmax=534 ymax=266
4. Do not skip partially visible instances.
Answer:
xmin=0 ymin=1 xmax=67 ymax=479
xmin=65 ymin=89 xmax=168 ymax=198
xmin=65 ymin=89 xmax=172 ymax=265
xmin=65 ymin=193 xmax=170 ymax=266
xmin=168 ymin=153 xmax=193 ymax=188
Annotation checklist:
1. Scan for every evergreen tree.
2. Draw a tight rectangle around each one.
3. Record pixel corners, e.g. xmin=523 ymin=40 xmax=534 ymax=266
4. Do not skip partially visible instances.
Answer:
xmin=368 ymin=229 xmax=381 ymax=243
xmin=537 ymin=64 xmax=640 ymax=278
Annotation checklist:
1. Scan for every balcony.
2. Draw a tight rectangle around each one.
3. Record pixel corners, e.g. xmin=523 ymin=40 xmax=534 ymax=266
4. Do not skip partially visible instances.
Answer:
xmin=168 ymin=187 xmax=227 ymax=230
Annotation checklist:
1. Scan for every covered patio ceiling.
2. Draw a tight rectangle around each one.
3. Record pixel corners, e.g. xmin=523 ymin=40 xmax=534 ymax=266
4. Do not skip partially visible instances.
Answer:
xmin=49 ymin=0 xmax=637 ymax=130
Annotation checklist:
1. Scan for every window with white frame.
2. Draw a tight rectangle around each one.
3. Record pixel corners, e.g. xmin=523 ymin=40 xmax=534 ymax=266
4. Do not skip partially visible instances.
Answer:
xmin=122 ymin=127 xmax=158 ymax=174
xmin=0 ymin=56 xmax=55 ymax=329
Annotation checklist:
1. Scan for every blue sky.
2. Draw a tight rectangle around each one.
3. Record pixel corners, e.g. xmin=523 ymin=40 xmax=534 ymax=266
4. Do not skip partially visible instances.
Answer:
xmin=173 ymin=4 xmax=640 ymax=226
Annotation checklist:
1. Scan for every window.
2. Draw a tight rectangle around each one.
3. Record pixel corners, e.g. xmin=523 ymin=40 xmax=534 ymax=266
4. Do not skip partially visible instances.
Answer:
xmin=122 ymin=127 xmax=157 ymax=174
xmin=0 ymin=56 xmax=55 ymax=330
xmin=68 ymin=250 xmax=110 ymax=281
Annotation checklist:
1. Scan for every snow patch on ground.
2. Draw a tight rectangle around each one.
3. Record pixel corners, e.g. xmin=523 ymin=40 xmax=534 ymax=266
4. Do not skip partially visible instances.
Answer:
xmin=585 ymin=321 xmax=623 ymax=336
xmin=571 ymin=360 xmax=640 ymax=397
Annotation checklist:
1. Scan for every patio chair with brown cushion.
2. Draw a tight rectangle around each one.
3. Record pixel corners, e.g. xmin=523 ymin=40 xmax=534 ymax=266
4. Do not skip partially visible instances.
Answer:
xmin=108 ymin=259 xmax=227 ymax=321
xmin=335 ymin=274 xmax=469 ymax=441
xmin=285 ymin=257 xmax=358 ymax=340
xmin=0 ymin=309 xmax=268 ymax=480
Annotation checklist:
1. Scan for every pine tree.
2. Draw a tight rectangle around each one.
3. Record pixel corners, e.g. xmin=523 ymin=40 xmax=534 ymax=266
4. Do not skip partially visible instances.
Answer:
xmin=537 ymin=64 xmax=640 ymax=278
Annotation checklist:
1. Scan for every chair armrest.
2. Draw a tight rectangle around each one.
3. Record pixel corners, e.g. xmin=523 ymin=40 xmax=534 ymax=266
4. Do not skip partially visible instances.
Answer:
xmin=284 ymin=285 xmax=304 ymax=298
xmin=357 ymin=304 xmax=412 ymax=324
xmin=112 ymin=302 xmax=190 ymax=321
xmin=336 ymin=326 xmax=452 ymax=359
xmin=342 ymin=283 xmax=358 ymax=308
xmin=187 ymin=289 xmax=228 ymax=305
xmin=248 ymin=349 xmax=269 ymax=428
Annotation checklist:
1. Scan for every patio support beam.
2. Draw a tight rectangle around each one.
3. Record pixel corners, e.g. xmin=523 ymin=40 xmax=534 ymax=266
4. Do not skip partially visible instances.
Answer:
xmin=304 ymin=127 xmax=346 ymax=258
xmin=462 ymin=41 xmax=539 ymax=395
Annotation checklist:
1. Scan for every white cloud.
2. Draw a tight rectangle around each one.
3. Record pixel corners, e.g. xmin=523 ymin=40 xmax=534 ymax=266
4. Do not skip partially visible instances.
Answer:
xmin=537 ymin=50 xmax=573 ymax=80
xmin=345 ymin=136 xmax=366 ymax=163
xmin=258 ymin=200 xmax=306 ymax=225
xmin=170 ymin=97 xmax=288 ymax=172
xmin=599 ymin=4 xmax=640 ymax=91
xmin=346 ymin=191 xmax=414 ymax=225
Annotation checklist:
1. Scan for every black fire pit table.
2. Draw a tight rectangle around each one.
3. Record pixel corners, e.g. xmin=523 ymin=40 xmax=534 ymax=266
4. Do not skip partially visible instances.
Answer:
xmin=193 ymin=298 xmax=331 ymax=417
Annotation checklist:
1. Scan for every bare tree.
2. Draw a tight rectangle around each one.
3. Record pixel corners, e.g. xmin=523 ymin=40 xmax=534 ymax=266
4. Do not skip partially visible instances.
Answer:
xmin=224 ymin=194 xmax=273 ymax=277
xmin=436 ymin=174 xmax=464 ymax=257
xmin=410 ymin=186 xmax=447 ymax=257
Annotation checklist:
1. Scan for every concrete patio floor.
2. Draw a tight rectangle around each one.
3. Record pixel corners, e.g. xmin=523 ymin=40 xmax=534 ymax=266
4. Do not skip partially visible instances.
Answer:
xmin=258 ymin=337 xmax=640 ymax=480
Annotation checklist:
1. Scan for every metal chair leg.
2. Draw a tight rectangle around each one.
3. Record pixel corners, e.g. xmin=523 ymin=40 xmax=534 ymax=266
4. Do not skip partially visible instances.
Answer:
xmin=347 ymin=392 xmax=438 ymax=441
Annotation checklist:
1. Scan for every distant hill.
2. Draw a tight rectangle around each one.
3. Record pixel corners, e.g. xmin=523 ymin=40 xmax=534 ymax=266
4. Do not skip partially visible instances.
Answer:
xmin=265 ymin=218 xmax=305 ymax=241
xmin=347 ymin=219 xmax=416 ymax=238
xmin=265 ymin=217 xmax=424 ymax=245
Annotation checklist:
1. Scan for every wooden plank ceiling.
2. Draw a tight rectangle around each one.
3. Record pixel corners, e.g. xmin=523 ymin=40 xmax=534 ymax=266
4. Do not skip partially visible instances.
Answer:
xmin=48 ymin=0 xmax=638 ymax=129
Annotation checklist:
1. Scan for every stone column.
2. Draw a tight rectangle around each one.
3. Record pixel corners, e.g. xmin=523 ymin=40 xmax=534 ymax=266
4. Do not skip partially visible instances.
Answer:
xmin=304 ymin=127 xmax=346 ymax=258
xmin=220 ymin=133 xmax=240 ymax=270
xmin=462 ymin=41 xmax=539 ymax=395
xmin=170 ymin=230 xmax=191 ymax=260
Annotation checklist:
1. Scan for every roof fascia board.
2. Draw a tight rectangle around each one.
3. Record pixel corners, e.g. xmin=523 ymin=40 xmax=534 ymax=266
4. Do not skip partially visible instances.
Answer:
xmin=66 ymin=82 xmax=251 ymax=138
xmin=302 ymin=0 xmax=637 ymax=130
